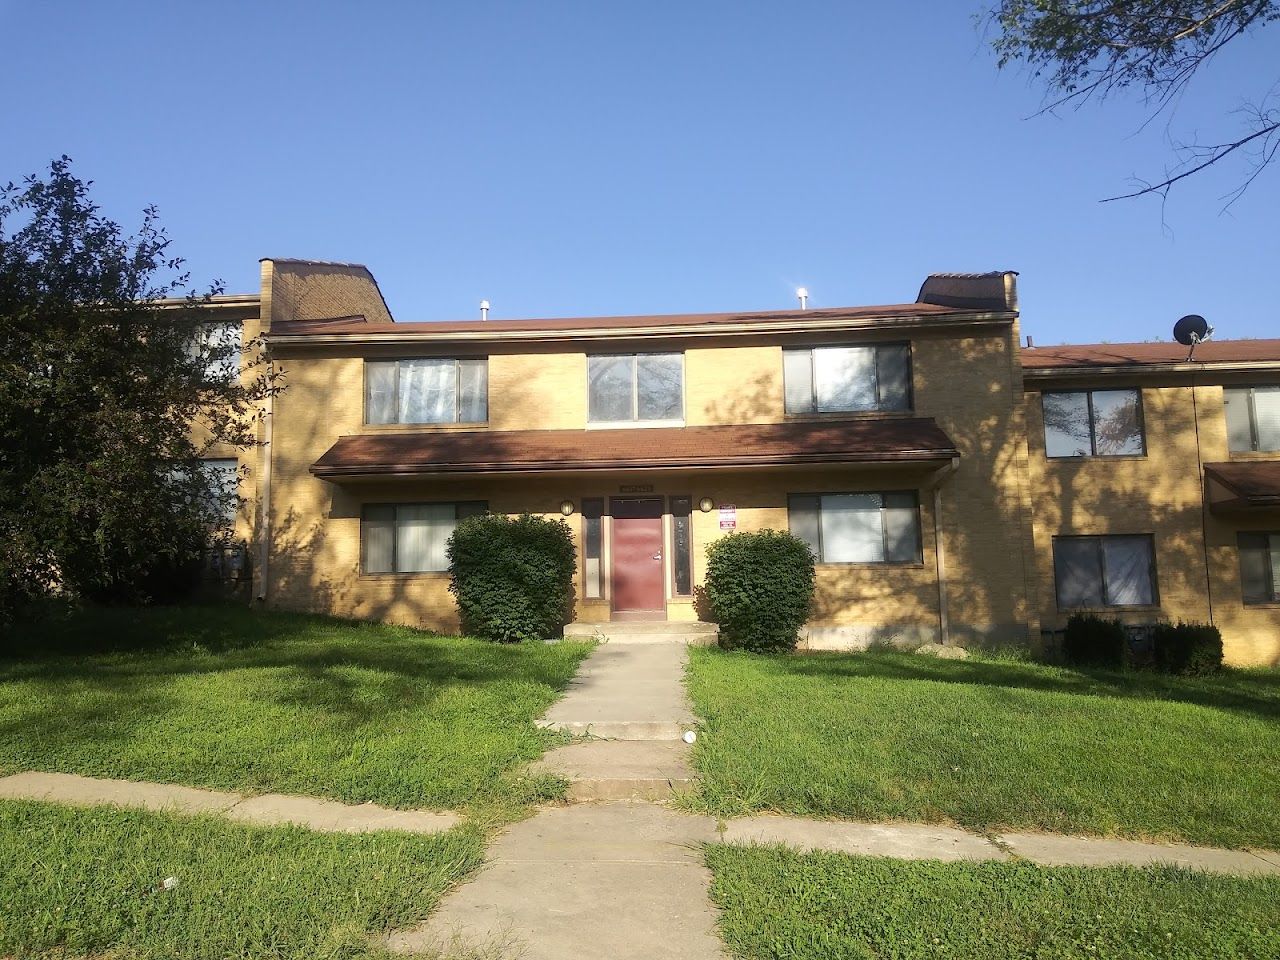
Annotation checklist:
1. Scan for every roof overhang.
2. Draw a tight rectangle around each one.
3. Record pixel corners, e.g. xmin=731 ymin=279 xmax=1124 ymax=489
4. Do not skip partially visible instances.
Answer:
xmin=1205 ymin=461 xmax=1280 ymax=514
xmin=270 ymin=311 xmax=1017 ymax=351
xmin=310 ymin=420 xmax=961 ymax=481
xmin=1024 ymin=360 xmax=1280 ymax=385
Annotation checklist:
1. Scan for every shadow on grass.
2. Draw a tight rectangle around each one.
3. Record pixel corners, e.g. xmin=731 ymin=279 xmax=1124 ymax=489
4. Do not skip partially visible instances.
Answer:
xmin=709 ymin=648 xmax=1280 ymax=721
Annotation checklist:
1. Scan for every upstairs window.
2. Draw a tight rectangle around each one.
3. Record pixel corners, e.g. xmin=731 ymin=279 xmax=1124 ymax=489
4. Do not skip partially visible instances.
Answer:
xmin=784 ymin=344 xmax=911 ymax=414
xmin=361 ymin=501 xmax=487 ymax=573
xmin=192 ymin=321 xmax=241 ymax=382
xmin=1224 ymin=386 xmax=1280 ymax=452
xmin=588 ymin=353 xmax=683 ymax=423
xmin=1238 ymin=533 xmax=1280 ymax=604
xmin=1042 ymin=389 xmax=1145 ymax=458
xmin=1052 ymin=534 xmax=1157 ymax=608
xmin=365 ymin=359 xmax=487 ymax=424
xmin=788 ymin=492 xmax=921 ymax=564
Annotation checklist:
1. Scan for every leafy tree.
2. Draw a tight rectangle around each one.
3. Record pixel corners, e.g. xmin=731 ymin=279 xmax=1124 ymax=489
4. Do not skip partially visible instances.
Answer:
xmin=987 ymin=1 xmax=1279 ymax=204
xmin=0 ymin=158 xmax=280 ymax=619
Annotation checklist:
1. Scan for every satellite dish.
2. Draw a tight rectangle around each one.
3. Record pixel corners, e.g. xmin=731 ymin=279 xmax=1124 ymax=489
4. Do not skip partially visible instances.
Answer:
xmin=1173 ymin=314 xmax=1209 ymax=346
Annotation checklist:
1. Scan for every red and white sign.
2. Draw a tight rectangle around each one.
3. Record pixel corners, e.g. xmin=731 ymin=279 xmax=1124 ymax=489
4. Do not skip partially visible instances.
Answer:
xmin=718 ymin=504 xmax=737 ymax=530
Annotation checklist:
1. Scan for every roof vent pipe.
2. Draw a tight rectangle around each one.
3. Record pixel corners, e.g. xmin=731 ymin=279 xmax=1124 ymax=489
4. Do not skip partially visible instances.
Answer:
xmin=796 ymin=287 xmax=809 ymax=310
xmin=480 ymin=299 xmax=490 ymax=321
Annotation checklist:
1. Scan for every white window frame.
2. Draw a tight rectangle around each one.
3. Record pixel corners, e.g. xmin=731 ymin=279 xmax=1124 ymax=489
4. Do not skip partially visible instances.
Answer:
xmin=783 ymin=343 xmax=913 ymax=415
xmin=364 ymin=358 xmax=488 ymax=425
xmin=1225 ymin=386 xmax=1280 ymax=453
xmin=586 ymin=352 xmax=685 ymax=428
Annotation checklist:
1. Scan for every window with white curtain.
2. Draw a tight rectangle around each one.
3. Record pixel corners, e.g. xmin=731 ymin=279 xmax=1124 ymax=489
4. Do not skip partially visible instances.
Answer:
xmin=1238 ymin=533 xmax=1280 ymax=604
xmin=1052 ymin=535 xmax=1157 ymax=608
xmin=365 ymin=359 xmax=487 ymax=424
xmin=361 ymin=502 xmax=487 ymax=573
xmin=783 ymin=343 xmax=911 ymax=414
xmin=1224 ymin=386 xmax=1280 ymax=452
xmin=787 ymin=492 xmax=921 ymax=564
xmin=588 ymin=353 xmax=683 ymax=423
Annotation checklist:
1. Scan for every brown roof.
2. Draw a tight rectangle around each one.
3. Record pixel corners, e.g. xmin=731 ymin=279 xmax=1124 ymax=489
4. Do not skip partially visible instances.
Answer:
xmin=311 ymin=419 xmax=959 ymax=478
xmin=272 ymin=301 xmax=999 ymax=340
xmin=1204 ymin=461 xmax=1280 ymax=509
xmin=1023 ymin=340 xmax=1280 ymax=370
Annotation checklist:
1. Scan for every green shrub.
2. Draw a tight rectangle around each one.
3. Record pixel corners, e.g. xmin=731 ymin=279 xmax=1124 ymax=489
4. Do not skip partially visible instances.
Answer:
xmin=447 ymin=513 xmax=576 ymax=643
xmin=703 ymin=530 xmax=815 ymax=653
xmin=1153 ymin=621 xmax=1223 ymax=676
xmin=1062 ymin=613 xmax=1127 ymax=668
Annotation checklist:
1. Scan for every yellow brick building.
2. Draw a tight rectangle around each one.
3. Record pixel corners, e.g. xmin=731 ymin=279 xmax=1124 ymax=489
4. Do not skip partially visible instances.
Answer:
xmin=202 ymin=259 xmax=1280 ymax=665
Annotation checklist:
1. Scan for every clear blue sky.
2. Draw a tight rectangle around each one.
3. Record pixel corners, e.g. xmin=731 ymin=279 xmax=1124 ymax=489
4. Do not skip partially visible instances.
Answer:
xmin=2 ymin=0 xmax=1276 ymax=343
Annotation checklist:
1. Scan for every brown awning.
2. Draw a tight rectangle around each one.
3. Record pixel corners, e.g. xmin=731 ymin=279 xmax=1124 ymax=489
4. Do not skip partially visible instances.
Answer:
xmin=311 ymin=419 xmax=959 ymax=479
xmin=1205 ymin=461 xmax=1280 ymax=513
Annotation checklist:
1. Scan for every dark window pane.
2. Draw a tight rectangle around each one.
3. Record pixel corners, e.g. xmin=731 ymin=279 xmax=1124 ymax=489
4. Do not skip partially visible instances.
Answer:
xmin=672 ymin=496 xmax=692 ymax=596
xmin=883 ymin=492 xmax=921 ymax=562
xmin=783 ymin=349 xmax=814 ymax=414
xmin=1043 ymin=393 xmax=1092 ymax=457
xmin=1239 ymin=532 xmax=1273 ymax=604
xmin=1053 ymin=538 xmax=1104 ymax=608
xmin=1092 ymin=390 xmax=1144 ymax=455
xmin=458 ymin=359 xmax=488 ymax=423
xmin=366 ymin=362 xmax=398 ymax=424
xmin=588 ymin=355 xmax=634 ymax=422
xmin=362 ymin=505 xmax=396 ymax=573
xmin=1224 ymin=388 xmax=1254 ymax=453
xmin=456 ymin=501 xmax=488 ymax=520
xmin=1102 ymin=536 xmax=1155 ymax=605
xmin=637 ymin=353 xmax=683 ymax=420
xmin=876 ymin=344 xmax=912 ymax=411
xmin=787 ymin=495 xmax=821 ymax=560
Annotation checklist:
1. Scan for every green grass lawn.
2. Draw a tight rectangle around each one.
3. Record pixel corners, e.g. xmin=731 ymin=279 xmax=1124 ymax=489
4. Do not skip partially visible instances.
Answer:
xmin=686 ymin=647 xmax=1280 ymax=849
xmin=707 ymin=844 xmax=1280 ymax=960
xmin=0 ymin=798 xmax=484 ymax=960
xmin=0 ymin=604 xmax=591 ymax=814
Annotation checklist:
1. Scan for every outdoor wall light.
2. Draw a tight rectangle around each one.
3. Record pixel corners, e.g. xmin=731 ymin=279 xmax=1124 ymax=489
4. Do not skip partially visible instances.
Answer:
xmin=559 ymin=499 xmax=575 ymax=516
xmin=698 ymin=497 xmax=715 ymax=513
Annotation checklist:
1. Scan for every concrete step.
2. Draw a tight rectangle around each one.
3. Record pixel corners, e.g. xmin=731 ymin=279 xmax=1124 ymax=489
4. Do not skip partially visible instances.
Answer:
xmin=564 ymin=621 xmax=719 ymax=645
xmin=535 ymin=740 xmax=696 ymax=802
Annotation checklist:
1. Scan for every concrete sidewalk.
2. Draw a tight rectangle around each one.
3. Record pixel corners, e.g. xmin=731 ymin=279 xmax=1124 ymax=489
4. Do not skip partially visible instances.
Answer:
xmin=0 ymin=771 xmax=461 ymax=835
xmin=387 ymin=803 xmax=726 ymax=960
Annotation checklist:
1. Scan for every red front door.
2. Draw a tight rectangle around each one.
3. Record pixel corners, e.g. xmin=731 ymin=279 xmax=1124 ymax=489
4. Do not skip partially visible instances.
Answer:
xmin=611 ymin=498 xmax=665 ymax=617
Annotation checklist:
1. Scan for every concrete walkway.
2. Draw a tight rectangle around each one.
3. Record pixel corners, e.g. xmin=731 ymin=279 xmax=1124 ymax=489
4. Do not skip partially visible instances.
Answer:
xmin=0 ymin=771 xmax=461 ymax=835
xmin=387 ymin=802 xmax=726 ymax=960
xmin=538 ymin=642 xmax=697 ymax=740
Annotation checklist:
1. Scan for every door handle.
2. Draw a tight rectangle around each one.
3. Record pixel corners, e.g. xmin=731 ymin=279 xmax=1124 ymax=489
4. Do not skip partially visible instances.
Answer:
xmin=652 ymin=553 xmax=662 ymax=561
